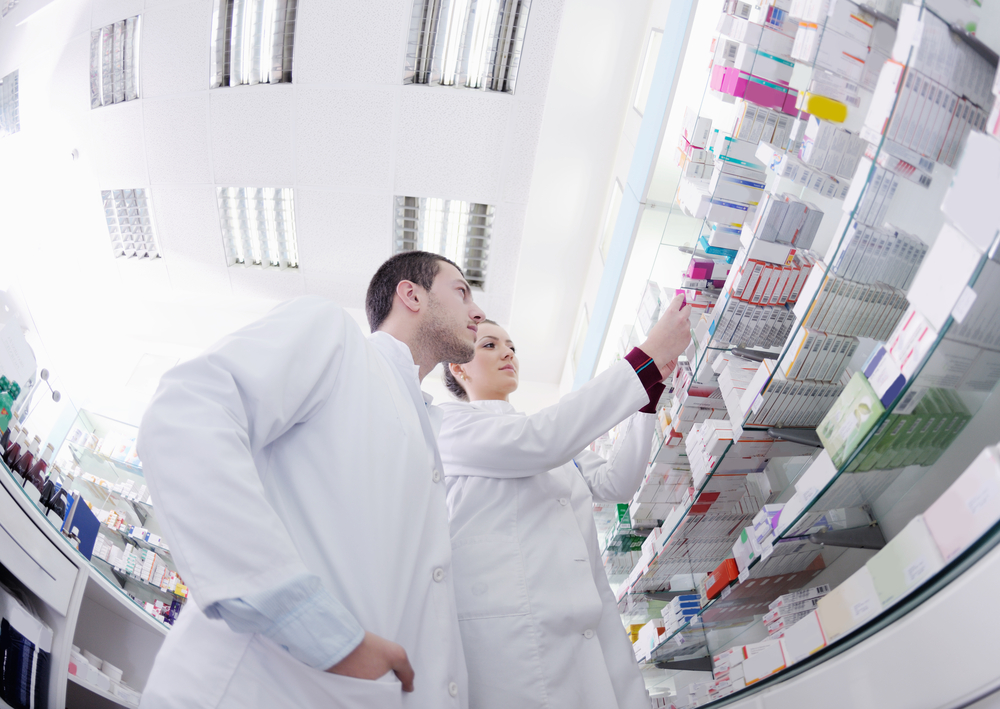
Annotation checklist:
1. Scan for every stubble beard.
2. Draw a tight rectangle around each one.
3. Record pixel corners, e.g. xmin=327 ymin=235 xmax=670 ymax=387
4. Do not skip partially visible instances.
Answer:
xmin=419 ymin=295 xmax=476 ymax=366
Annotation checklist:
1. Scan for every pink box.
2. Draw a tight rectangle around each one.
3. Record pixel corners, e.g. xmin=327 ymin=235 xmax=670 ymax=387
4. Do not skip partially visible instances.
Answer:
xmin=686 ymin=259 xmax=715 ymax=280
xmin=744 ymin=75 xmax=788 ymax=111
xmin=924 ymin=447 xmax=1000 ymax=561
xmin=782 ymin=89 xmax=800 ymax=116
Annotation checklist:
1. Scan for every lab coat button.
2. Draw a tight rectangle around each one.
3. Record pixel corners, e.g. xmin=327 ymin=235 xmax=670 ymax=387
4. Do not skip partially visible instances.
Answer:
xmin=433 ymin=567 xmax=445 ymax=582
xmin=448 ymin=682 xmax=459 ymax=697
xmin=432 ymin=468 xmax=441 ymax=483
xmin=584 ymin=629 xmax=594 ymax=639
xmin=559 ymin=498 xmax=568 ymax=506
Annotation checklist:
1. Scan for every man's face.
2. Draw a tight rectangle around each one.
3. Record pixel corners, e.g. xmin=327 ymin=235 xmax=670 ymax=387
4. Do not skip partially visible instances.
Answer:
xmin=419 ymin=262 xmax=484 ymax=365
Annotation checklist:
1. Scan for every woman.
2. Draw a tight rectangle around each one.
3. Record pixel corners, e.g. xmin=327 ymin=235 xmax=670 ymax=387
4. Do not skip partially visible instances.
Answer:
xmin=437 ymin=295 xmax=690 ymax=709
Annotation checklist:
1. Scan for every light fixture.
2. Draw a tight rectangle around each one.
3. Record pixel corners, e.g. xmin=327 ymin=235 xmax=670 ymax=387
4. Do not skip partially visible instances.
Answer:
xmin=210 ymin=0 xmax=297 ymax=88
xmin=217 ymin=187 xmax=298 ymax=269
xmin=0 ymin=70 xmax=19 ymax=138
xmin=1 ymin=0 xmax=17 ymax=18
xmin=403 ymin=0 xmax=531 ymax=93
xmin=394 ymin=196 xmax=493 ymax=287
xmin=90 ymin=16 xmax=141 ymax=109
xmin=102 ymin=189 xmax=160 ymax=260
xmin=633 ymin=29 xmax=663 ymax=116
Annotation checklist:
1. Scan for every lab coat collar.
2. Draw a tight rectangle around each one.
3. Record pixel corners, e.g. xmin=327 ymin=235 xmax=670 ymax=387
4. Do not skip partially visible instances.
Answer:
xmin=469 ymin=399 xmax=519 ymax=415
xmin=368 ymin=331 xmax=434 ymax=405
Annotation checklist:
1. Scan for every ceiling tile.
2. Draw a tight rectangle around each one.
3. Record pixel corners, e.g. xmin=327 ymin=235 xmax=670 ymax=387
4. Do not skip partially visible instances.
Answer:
xmin=506 ymin=0 xmax=566 ymax=102
xmin=150 ymin=184 xmax=232 ymax=295
xmin=501 ymin=100 xmax=545 ymax=204
xmin=116 ymin=256 xmax=173 ymax=294
xmin=295 ymin=87 xmax=396 ymax=190
xmin=293 ymin=0 xmax=410 ymax=86
xmin=83 ymin=99 xmax=149 ymax=189
xmin=294 ymin=188 xmax=393 ymax=276
xmin=228 ymin=267 xmax=307 ymax=302
xmin=480 ymin=202 xmax=526 ymax=325
xmin=210 ymin=85 xmax=295 ymax=184
xmin=144 ymin=94 xmax=212 ymax=184
xmin=140 ymin=0 xmax=212 ymax=98
xmin=394 ymin=89 xmax=511 ymax=204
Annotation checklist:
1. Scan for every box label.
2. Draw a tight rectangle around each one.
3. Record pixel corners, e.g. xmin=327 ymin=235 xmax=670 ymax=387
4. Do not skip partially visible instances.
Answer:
xmin=967 ymin=486 xmax=993 ymax=516
xmin=904 ymin=557 xmax=928 ymax=585
xmin=850 ymin=598 xmax=873 ymax=621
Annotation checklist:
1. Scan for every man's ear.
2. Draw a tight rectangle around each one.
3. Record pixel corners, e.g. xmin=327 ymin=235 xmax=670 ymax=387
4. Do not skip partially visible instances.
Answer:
xmin=395 ymin=280 xmax=423 ymax=314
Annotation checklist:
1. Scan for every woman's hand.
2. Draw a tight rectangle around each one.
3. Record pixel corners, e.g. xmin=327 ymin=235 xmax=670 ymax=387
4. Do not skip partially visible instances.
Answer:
xmin=327 ymin=631 xmax=415 ymax=691
xmin=640 ymin=293 xmax=692 ymax=374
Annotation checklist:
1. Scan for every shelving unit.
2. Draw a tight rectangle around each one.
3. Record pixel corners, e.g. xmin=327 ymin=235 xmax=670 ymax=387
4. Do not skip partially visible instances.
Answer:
xmin=591 ymin=0 xmax=1000 ymax=703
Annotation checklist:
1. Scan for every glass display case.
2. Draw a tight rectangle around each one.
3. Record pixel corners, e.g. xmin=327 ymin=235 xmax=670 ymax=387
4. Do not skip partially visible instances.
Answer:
xmin=593 ymin=0 xmax=1000 ymax=703
xmin=49 ymin=409 xmax=187 ymax=628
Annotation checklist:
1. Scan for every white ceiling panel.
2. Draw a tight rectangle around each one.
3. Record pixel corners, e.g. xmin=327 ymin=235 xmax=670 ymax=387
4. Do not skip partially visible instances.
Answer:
xmin=83 ymin=99 xmax=150 ymax=188
xmin=140 ymin=0 xmax=213 ymax=98
xmin=502 ymin=0 xmax=565 ymax=102
xmin=209 ymin=84 xmax=295 ymax=184
xmin=228 ymin=266 xmax=307 ymax=302
xmin=293 ymin=0 xmax=410 ymax=87
xmin=91 ymin=0 xmax=145 ymax=31
xmin=295 ymin=188 xmax=393 ymax=275
xmin=144 ymin=94 xmax=212 ymax=183
xmin=116 ymin=256 xmax=173 ymax=293
xmin=151 ymin=184 xmax=232 ymax=295
xmin=46 ymin=31 xmax=91 ymax=120
xmin=0 ymin=0 xmax=92 ymax=77
xmin=394 ymin=88 xmax=510 ymax=204
xmin=500 ymin=100 xmax=545 ymax=204
xmin=295 ymin=87 xmax=396 ymax=190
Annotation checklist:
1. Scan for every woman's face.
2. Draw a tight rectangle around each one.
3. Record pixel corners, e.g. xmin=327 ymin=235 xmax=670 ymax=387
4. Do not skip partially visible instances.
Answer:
xmin=451 ymin=323 xmax=519 ymax=401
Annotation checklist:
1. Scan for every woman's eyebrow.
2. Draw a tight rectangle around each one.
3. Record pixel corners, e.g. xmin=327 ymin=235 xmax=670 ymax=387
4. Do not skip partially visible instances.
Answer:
xmin=478 ymin=335 xmax=498 ymax=342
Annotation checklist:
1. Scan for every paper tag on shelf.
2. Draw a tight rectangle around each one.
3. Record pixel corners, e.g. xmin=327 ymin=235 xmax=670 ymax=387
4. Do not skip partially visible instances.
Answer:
xmin=895 ymin=386 xmax=927 ymax=415
xmin=751 ymin=394 xmax=765 ymax=414
xmin=721 ymin=585 xmax=732 ymax=599
xmin=952 ymin=286 xmax=977 ymax=324
xmin=761 ymin=539 xmax=774 ymax=559
xmin=676 ymin=633 xmax=686 ymax=645
xmin=738 ymin=569 xmax=750 ymax=584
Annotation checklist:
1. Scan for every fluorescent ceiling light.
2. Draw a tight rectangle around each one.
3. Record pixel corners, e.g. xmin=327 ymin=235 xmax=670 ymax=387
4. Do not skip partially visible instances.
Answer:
xmin=394 ymin=196 xmax=492 ymax=288
xmin=210 ymin=0 xmax=296 ymax=88
xmin=102 ymin=189 xmax=160 ymax=260
xmin=0 ymin=71 xmax=20 ymax=138
xmin=217 ymin=187 xmax=298 ymax=269
xmin=404 ymin=0 xmax=531 ymax=93
xmin=90 ymin=16 xmax=141 ymax=109
xmin=633 ymin=29 xmax=662 ymax=116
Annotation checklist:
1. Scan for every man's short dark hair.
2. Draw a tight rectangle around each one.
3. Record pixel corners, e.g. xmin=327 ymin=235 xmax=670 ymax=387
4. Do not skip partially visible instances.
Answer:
xmin=366 ymin=251 xmax=462 ymax=332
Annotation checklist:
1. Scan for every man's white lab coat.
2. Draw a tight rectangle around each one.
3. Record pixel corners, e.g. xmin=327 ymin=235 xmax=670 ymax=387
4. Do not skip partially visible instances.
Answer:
xmin=137 ymin=297 xmax=468 ymax=709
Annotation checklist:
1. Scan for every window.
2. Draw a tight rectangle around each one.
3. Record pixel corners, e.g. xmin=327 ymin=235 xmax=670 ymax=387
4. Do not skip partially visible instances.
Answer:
xmin=633 ymin=29 xmax=663 ymax=116
xmin=394 ymin=196 xmax=493 ymax=287
xmin=90 ymin=17 xmax=141 ymax=108
xmin=217 ymin=187 xmax=298 ymax=268
xmin=0 ymin=70 xmax=19 ymax=137
xmin=102 ymin=189 xmax=160 ymax=259
xmin=600 ymin=181 xmax=624 ymax=262
xmin=404 ymin=0 xmax=532 ymax=93
xmin=210 ymin=0 xmax=297 ymax=88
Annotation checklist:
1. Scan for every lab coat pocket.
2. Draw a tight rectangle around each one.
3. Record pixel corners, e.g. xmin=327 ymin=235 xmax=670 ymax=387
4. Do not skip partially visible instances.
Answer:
xmin=451 ymin=535 xmax=530 ymax=620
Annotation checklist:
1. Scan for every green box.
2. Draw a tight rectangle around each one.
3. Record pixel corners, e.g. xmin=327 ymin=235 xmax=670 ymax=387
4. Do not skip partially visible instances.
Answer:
xmin=818 ymin=372 xmax=886 ymax=469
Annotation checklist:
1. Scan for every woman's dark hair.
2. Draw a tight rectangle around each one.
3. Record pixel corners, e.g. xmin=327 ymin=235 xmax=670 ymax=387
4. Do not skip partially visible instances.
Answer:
xmin=443 ymin=319 xmax=499 ymax=401
xmin=366 ymin=251 xmax=462 ymax=332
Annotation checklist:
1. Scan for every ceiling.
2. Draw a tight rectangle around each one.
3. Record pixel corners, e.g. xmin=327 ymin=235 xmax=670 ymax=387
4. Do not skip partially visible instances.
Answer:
xmin=0 ymin=0 xmax=658 ymax=422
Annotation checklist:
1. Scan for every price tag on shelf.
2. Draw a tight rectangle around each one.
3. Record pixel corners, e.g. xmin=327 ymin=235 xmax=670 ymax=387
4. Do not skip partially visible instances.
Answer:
xmin=738 ymin=569 xmax=750 ymax=584
xmin=676 ymin=633 xmax=686 ymax=646
xmin=761 ymin=539 xmax=774 ymax=560
xmin=720 ymin=585 xmax=732 ymax=599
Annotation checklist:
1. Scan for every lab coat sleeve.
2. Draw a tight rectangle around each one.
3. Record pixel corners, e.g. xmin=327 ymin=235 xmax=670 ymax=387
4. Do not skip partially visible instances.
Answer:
xmin=137 ymin=297 xmax=364 ymax=666
xmin=573 ymin=412 xmax=656 ymax=503
xmin=438 ymin=360 xmax=648 ymax=478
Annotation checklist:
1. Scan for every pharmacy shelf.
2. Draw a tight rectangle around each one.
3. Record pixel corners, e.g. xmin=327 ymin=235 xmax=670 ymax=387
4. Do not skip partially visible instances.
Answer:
xmin=67 ymin=673 xmax=134 ymax=708
xmin=90 ymin=555 xmax=183 ymax=605
xmin=69 ymin=443 xmax=145 ymax=480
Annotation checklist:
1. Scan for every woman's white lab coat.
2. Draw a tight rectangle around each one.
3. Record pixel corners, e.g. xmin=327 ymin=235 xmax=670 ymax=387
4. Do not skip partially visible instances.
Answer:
xmin=136 ymin=298 xmax=467 ymax=709
xmin=437 ymin=360 xmax=655 ymax=709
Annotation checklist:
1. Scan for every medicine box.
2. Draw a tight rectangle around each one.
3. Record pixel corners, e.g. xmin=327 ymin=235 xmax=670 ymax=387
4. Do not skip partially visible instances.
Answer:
xmin=924 ymin=445 xmax=1000 ymax=561
xmin=816 ymin=566 xmax=882 ymax=641
xmin=866 ymin=514 xmax=944 ymax=608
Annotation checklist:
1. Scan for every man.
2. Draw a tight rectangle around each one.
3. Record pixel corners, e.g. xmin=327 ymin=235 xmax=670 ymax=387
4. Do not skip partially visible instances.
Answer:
xmin=137 ymin=252 xmax=484 ymax=709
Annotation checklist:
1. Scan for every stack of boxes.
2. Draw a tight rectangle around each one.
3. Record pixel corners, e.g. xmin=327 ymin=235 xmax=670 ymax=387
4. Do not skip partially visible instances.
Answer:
xmin=763 ymin=585 xmax=830 ymax=636
xmin=661 ymin=594 xmax=702 ymax=634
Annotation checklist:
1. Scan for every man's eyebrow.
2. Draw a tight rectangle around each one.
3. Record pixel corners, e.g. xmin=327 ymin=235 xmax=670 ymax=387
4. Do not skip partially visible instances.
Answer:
xmin=455 ymin=278 xmax=473 ymax=291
